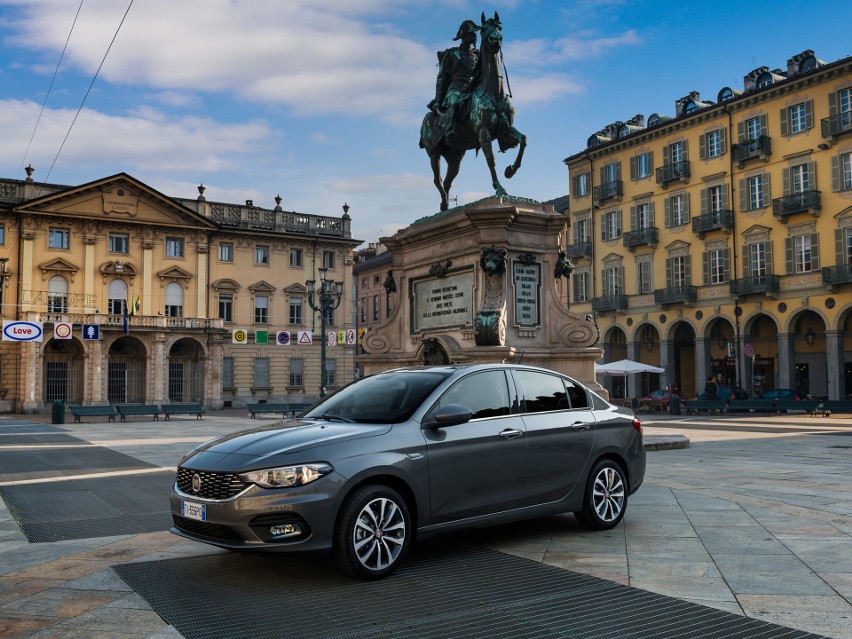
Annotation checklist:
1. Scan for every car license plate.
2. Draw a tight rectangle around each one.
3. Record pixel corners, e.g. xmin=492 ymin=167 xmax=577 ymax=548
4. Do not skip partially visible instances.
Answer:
xmin=181 ymin=500 xmax=206 ymax=522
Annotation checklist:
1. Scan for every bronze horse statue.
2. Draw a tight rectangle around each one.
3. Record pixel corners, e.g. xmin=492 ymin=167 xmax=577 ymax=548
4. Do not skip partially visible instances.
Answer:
xmin=420 ymin=12 xmax=527 ymax=211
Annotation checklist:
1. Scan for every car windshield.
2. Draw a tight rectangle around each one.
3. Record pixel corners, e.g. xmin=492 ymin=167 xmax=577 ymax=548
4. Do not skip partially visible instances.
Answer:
xmin=303 ymin=371 xmax=451 ymax=424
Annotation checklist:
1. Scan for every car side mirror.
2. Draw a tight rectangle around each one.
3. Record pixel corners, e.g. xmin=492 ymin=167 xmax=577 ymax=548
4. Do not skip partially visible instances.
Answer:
xmin=425 ymin=404 xmax=472 ymax=428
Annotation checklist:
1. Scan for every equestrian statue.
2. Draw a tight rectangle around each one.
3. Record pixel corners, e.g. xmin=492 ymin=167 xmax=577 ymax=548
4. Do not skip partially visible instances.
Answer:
xmin=420 ymin=12 xmax=527 ymax=211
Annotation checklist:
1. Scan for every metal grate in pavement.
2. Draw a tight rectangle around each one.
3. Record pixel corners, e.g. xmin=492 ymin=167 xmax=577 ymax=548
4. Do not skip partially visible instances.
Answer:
xmin=0 ymin=445 xmax=158 ymax=482
xmin=0 ymin=472 xmax=174 ymax=542
xmin=114 ymin=541 xmax=828 ymax=639
xmin=0 ymin=433 xmax=86 ymax=445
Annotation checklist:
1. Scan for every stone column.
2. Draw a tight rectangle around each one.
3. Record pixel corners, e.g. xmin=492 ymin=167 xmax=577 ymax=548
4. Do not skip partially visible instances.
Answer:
xmin=826 ymin=330 xmax=844 ymax=401
xmin=695 ymin=337 xmax=710 ymax=396
xmin=660 ymin=339 xmax=674 ymax=389
xmin=84 ymin=235 xmax=97 ymax=312
xmin=777 ymin=333 xmax=795 ymax=389
xmin=152 ymin=333 xmax=166 ymax=402
xmin=627 ymin=341 xmax=640 ymax=398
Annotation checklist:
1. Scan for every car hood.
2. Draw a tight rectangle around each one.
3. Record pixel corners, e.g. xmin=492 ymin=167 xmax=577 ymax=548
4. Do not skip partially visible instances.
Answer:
xmin=181 ymin=419 xmax=391 ymax=470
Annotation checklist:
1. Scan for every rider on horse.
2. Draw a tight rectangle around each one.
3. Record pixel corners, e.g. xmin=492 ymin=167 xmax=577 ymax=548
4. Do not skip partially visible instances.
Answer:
xmin=428 ymin=20 xmax=480 ymax=143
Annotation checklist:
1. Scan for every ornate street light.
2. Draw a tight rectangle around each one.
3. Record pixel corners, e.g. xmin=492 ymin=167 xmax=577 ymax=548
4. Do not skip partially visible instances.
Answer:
xmin=306 ymin=267 xmax=344 ymax=396
xmin=805 ymin=327 xmax=816 ymax=346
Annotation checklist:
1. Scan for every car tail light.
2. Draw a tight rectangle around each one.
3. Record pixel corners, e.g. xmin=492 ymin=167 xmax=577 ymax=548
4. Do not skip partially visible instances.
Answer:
xmin=631 ymin=417 xmax=642 ymax=433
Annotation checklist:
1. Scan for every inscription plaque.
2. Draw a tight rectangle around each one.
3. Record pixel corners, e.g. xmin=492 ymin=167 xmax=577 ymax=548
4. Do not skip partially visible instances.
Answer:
xmin=512 ymin=262 xmax=540 ymax=327
xmin=412 ymin=271 xmax=474 ymax=332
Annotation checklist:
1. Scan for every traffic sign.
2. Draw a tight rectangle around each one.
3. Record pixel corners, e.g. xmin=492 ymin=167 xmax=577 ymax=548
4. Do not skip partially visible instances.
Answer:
xmin=744 ymin=343 xmax=754 ymax=357
xmin=276 ymin=331 xmax=291 ymax=345
xmin=298 ymin=330 xmax=313 ymax=345
xmin=232 ymin=329 xmax=247 ymax=344
xmin=327 ymin=331 xmax=336 ymax=346
xmin=345 ymin=329 xmax=356 ymax=345
xmin=82 ymin=324 xmax=100 ymax=340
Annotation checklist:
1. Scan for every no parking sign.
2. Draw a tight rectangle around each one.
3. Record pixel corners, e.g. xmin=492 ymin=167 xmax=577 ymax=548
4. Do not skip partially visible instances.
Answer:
xmin=276 ymin=331 xmax=291 ymax=345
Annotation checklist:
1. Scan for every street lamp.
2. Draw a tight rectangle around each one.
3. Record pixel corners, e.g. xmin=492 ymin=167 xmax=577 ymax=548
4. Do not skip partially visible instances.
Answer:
xmin=0 ymin=257 xmax=8 ymax=317
xmin=306 ymin=267 xmax=344 ymax=397
xmin=805 ymin=327 xmax=816 ymax=346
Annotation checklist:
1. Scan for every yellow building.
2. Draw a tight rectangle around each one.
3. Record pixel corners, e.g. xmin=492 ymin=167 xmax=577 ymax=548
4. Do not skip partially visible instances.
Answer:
xmin=564 ymin=50 xmax=852 ymax=401
xmin=0 ymin=171 xmax=359 ymax=412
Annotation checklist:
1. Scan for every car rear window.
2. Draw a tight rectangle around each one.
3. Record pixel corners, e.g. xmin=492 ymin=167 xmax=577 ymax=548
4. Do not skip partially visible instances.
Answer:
xmin=304 ymin=371 xmax=450 ymax=423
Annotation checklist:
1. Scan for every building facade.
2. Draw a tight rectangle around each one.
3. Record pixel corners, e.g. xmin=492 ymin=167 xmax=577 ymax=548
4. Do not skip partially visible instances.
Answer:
xmin=0 ymin=171 xmax=359 ymax=412
xmin=564 ymin=50 xmax=852 ymax=401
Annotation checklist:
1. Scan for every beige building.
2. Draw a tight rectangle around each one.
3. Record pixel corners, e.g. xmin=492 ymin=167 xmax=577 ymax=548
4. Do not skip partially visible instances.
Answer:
xmin=564 ymin=50 xmax=852 ymax=400
xmin=0 ymin=171 xmax=359 ymax=412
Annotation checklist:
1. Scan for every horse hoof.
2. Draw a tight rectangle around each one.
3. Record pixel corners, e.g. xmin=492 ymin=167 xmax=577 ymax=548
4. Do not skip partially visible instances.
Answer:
xmin=504 ymin=166 xmax=516 ymax=179
xmin=495 ymin=188 xmax=508 ymax=197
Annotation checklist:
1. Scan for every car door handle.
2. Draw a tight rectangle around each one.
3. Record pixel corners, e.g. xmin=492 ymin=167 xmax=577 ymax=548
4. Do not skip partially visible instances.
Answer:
xmin=569 ymin=422 xmax=591 ymax=431
xmin=499 ymin=428 xmax=524 ymax=439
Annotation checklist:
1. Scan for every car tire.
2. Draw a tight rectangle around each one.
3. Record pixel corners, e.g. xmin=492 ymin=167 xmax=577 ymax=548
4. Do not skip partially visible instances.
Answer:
xmin=575 ymin=459 xmax=628 ymax=530
xmin=334 ymin=485 xmax=411 ymax=580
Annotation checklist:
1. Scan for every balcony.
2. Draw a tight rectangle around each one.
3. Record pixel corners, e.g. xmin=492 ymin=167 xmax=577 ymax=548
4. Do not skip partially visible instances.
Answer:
xmin=691 ymin=210 xmax=734 ymax=238
xmin=730 ymin=275 xmax=780 ymax=297
xmin=821 ymin=112 xmax=852 ymax=141
xmin=822 ymin=263 xmax=852 ymax=286
xmin=732 ymin=136 xmax=771 ymax=167
xmin=772 ymin=190 xmax=821 ymax=221
xmin=623 ymin=227 xmax=658 ymax=251
xmin=592 ymin=294 xmax=627 ymax=312
xmin=566 ymin=241 xmax=593 ymax=260
xmin=593 ymin=180 xmax=623 ymax=204
xmin=655 ymin=160 xmax=690 ymax=187
xmin=33 ymin=312 xmax=225 ymax=331
xmin=654 ymin=285 xmax=697 ymax=306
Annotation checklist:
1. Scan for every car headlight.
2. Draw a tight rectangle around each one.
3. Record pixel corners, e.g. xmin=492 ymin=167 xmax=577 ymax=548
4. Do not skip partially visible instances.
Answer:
xmin=239 ymin=464 xmax=333 ymax=488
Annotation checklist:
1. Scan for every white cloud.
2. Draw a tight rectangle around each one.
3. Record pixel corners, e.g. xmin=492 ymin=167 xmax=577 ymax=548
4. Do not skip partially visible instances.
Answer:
xmin=506 ymin=29 xmax=640 ymax=67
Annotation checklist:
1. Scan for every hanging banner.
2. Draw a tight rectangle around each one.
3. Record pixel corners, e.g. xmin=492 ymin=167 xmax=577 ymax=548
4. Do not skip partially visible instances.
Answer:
xmin=2 ymin=320 xmax=44 ymax=342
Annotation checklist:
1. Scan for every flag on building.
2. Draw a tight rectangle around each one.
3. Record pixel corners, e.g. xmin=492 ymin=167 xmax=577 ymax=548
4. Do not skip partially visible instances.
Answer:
xmin=123 ymin=299 xmax=130 ymax=334
xmin=129 ymin=294 xmax=141 ymax=316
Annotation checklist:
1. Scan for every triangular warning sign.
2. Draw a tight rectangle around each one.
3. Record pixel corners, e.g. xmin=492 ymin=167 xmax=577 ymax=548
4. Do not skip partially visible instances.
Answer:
xmin=298 ymin=330 xmax=313 ymax=344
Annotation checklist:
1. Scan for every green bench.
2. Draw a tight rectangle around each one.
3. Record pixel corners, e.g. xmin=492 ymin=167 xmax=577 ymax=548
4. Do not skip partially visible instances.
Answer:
xmin=683 ymin=399 xmax=728 ymax=415
xmin=727 ymin=399 xmax=775 ymax=414
xmin=247 ymin=402 xmax=313 ymax=418
xmin=116 ymin=404 xmax=161 ymax=421
xmin=70 ymin=405 xmax=117 ymax=422
xmin=820 ymin=400 xmax=852 ymax=417
xmin=162 ymin=403 xmax=205 ymax=420
xmin=775 ymin=400 xmax=820 ymax=416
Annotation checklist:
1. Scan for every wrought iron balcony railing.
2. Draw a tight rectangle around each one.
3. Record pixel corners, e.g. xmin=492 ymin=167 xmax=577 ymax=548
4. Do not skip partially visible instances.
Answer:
xmin=772 ymin=190 xmax=821 ymax=220
xmin=691 ymin=210 xmax=734 ymax=236
xmin=730 ymin=274 xmax=780 ymax=296
xmin=566 ymin=241 xmax=593 ymax=260
xmin=654 ymin=285 xmax=697 ymax=305
xmin=821 ymin=112 xmax=852 ymax=140
xmin=655 ymin=160 xmax=690 ymax=186
xmin=592 ymin=294 xmax=627 ymax=312
xmin=732 ymin=136 xmax=771 ymax=165
xmin=822 ymin=263 xmax=852 ymax=285
xmin=623 ymin=227 xmax=658 ymax=250
xmin=593 ymin=180 xmax=623 ymax=203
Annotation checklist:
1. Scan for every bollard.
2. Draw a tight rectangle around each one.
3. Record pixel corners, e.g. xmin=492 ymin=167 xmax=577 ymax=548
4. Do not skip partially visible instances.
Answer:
xmin=669 ymin=394 xmax=681 ymax=415
xmin=51 ymin=399 xmax=65 ymax=424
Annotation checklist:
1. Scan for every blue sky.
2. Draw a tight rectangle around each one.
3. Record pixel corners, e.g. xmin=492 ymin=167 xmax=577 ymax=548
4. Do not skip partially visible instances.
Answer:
xmin=1 ymin=0 xmax=849 ymax=247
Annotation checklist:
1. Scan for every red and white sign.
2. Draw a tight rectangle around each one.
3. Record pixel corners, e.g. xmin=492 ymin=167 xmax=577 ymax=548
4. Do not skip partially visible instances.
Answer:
xmin=744 ymin=343 xmax=754 ymax=357
xmin=327 ymin=331 xmax=336 ymax=346
xmin=345 ymin=329 xmax=356 ymax=345
xmin=297 ymin=330 xmax=313 ymax=345
xmin=54 ymin=323 xmax=73 ymax=340
xmin=2 ymin=320 xmax=44 ymax=342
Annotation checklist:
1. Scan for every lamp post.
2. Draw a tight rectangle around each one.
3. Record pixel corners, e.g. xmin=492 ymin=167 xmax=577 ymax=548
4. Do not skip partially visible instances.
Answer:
xmin=0 ymin=257 xmax=8 ymax=318
xmin=305 ymin=267 xmax=344 ymax=397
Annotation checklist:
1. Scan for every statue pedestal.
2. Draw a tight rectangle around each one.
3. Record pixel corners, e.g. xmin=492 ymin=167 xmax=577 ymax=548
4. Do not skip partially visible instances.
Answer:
xmin=359 ymin=196 xmax=605 ymax=394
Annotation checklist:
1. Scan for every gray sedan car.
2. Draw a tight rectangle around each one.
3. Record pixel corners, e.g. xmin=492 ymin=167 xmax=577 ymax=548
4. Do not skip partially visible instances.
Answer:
xmin=170 ymin=364 xmax=645 ymax=579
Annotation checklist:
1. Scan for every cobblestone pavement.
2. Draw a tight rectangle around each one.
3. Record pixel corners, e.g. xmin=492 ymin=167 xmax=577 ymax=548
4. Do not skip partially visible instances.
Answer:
xmin=1 ymin=409 xmax=850 ymax=638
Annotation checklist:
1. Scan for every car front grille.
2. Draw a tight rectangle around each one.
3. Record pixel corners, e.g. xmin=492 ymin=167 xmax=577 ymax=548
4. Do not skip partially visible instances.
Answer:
xmin=173 ymin=515 xmax=244 ymax=542
xmin=176 ymin=467 xmax=248 ymax=500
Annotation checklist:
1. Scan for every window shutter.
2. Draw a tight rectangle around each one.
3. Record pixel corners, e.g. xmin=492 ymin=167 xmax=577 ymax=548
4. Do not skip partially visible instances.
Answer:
xmin=683 ymin=193 xmax=690 ymax=220
xmin=630 ymin=156 xmax=637 ymax=180
xmin=766 ymin=241 xmax=774 ymax=274
xmin=828 ymin=91 xmax=838 ymax=118
xmin=615 ymin=161 xmax=622 ymax=181
xmin=810 ymin=233 xmax=819 ymax=270
xmin=665 ymin=258 xmax=672 ymax=288
xmin=721 ymin=185 xmax=729 ymax=210
xmin=804 ymin=99 xmax=814 ymax=130
xmin=806 ymin=161 xmax=816 ymax=189
xmin=764 ymin=173 xmax=772 ymax=203
xmin=630 ymin=206 xmax=637 ymax=231
xmin=616 ymin=210 xmax=622 ymax=237
xmin=700 ymin=188 xmax=709 ymax=216
xmin=682 ymin=140 xmax=689 ymax=160
xmin=780 ymin=107 xmax=789 ymax=136
xmin=699 ymin=134 xmax=707 ymax=160
xmin=785 ymin=238 xmax=793 ymax=274
xmin=759 ymin=114 xmax=768 ymax=136
xmin=742 ymin=244 xmax=750 ymax=277
xmin=649 ymin=201 xmax=656 ymax=226
xmin=685 ymin=255 xmax=692 ymax=284
xmin=648 ymin=151 xmax=654 ymax=173
xmin=600 ymin=166 xmax=607 ymax=183
xmin=664 ymin=197 xmax=672 ymax=227
xmin=719 ymin=128 xmax=727 ymax=155
xmin=663 ymin=145 xmax=671 ymax=165
xmin=836 ymin=229 xmax=844 ymax=263
xmin=782 ymin=167 xmax=791 ymax=195
xmin=739 ymin=178 xmax=748 ymax=211
xmin=702 ymin=252 xmax=710 ymax=285
xmin=737 ymin=120 xmax=746 ymax=142
xmin=616 ymin=266 xmax=624 ymax=292
xmin=723 ymin=248 xmax=731 ymax=281
xmin=832 ymin=155 xmax=841 ymax=191
xmin=601 ymin=268 xmax=608 ymax=292
xmin=571 ymin=174 xmax=578 ymax=197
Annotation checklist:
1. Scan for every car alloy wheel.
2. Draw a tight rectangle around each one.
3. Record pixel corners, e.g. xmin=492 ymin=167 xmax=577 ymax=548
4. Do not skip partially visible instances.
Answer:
xmin=335 ymin=485 xmax=410 ymax=579
xmin=575 ymin=459 xmax=627 ymax=530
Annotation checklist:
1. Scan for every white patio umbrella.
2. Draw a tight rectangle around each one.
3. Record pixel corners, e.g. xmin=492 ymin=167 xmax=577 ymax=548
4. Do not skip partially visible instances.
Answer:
xmin=595 ymin=359 xmax=665 ymax=400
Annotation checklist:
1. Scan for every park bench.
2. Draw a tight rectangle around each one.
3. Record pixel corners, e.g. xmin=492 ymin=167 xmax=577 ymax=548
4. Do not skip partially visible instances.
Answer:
xmin=774 ymin=400 xmax=821 ymax=416
xmin=70 ymin=405 xmax=117 ymax=422
xmin=683 ymin=399 xmax=728 ymax=415
xmin=727 ymin=399 xmax=776 ymax=414
xmin=162 ymin=403 xmax=205 ymax=420
xmin=819 ymin=400 xmax=852 ymax=417
xmin=116 ymin=404 xmax=161 ymax=422
xmin=247 ymin=402 xmax=313 ymax=419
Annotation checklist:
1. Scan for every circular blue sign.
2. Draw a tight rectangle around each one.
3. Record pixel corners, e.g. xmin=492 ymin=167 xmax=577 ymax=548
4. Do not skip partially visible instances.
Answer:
xmin=3 ymin=321 xmax=43 ymax=341
xmin=277 ymin=331 xmax=290 ymax=345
